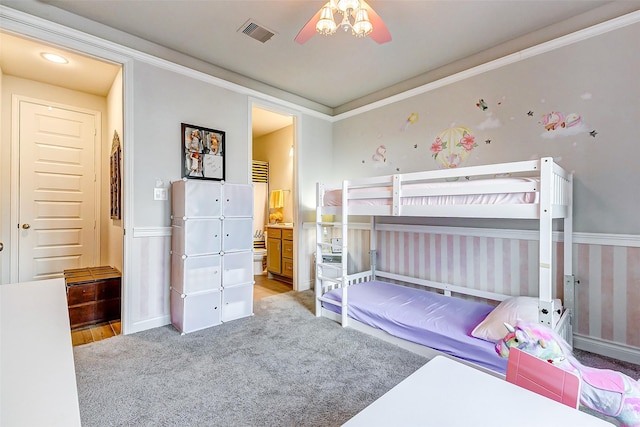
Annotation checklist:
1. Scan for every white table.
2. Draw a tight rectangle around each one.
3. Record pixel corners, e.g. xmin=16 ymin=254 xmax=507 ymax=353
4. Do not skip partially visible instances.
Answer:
xmin=1 ymin=278 xmax=81 ymax=426
xmin=344 ymin=355 xmax=613 ymax=427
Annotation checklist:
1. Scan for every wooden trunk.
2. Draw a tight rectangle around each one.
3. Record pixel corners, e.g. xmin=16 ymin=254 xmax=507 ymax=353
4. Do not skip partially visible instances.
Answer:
xmin=64 ymin=266 xmax=121 ymax=330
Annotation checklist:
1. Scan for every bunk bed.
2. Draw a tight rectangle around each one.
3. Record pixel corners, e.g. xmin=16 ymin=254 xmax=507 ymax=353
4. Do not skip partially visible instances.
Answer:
xmin=315 ymin=157 xmax=574 ymax=374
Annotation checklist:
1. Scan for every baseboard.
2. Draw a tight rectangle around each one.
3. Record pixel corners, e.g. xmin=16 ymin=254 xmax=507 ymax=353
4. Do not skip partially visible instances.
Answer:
xmin=124 ymin=314 xmax=170 ymax=335
xmin=573 ymin=333 xmax=640 ymax=365
xmin=297 ymin=279 xmax=313 ymax=292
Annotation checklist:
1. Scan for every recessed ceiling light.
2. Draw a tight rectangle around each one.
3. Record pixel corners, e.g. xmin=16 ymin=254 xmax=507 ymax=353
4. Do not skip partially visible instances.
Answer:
xmin=41 ymin=52 xmax=69 ymax=64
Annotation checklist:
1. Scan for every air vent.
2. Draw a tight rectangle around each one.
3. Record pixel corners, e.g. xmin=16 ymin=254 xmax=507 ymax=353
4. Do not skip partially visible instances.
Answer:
xmin=239 ymin=19 xmax=277 ymax=43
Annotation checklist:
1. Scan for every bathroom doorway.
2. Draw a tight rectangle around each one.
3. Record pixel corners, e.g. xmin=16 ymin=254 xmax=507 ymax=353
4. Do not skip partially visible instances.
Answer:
xmin=251 ymin=105 xmax=295 ymax=287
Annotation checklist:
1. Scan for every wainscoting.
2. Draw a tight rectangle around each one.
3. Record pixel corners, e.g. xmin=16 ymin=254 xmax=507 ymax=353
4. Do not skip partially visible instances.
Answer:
xmin=129 ymin=225 xmax=639 ymax=363
xmin=127 ymin=227 xmax=172 ymax=334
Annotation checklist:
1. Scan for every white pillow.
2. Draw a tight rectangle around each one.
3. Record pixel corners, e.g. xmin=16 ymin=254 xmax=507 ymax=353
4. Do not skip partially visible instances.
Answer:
xmin=471 ymin=296 xmax=561 ymax=342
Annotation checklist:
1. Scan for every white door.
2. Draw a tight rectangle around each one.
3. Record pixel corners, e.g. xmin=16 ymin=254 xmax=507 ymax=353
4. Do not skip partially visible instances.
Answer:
xmin=18 ymin=100 xmax=97 ymax=281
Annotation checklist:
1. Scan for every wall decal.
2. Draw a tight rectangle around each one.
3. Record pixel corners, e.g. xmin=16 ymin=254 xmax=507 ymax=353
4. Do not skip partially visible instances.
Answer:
xmin=401 ymin=113 xmax=419 ymax=131
xmin=590 ymin=130 xmax=598 ymax=137
xmin=371 ymin=145 xmax=387 ymax=163
xmin=431 ymin=126 xmax=477 ymax=169
xmin=527 ymin=111 xmax=534 ymax=116
xmin=539 ymin=111 xmax=590 ymax=139
xmin=476 ymin=99 xmax=488 ymax=111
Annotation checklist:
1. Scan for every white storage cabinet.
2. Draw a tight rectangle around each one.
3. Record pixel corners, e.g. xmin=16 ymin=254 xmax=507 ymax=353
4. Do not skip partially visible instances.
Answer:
xmin=170 ymin=180 xmax=254 ymax=334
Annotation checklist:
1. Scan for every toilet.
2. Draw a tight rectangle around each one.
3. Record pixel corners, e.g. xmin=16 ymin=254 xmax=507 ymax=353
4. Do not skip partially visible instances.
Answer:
xmin=253 ymin=248 xmax=267 ymax=275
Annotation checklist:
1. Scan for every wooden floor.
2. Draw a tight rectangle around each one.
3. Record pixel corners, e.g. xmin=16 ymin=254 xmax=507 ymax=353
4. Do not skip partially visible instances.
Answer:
xmin=71 ymin=275 xmax=292 ymax=347
xmin=253 ymin=273 xmax=293 ymax=299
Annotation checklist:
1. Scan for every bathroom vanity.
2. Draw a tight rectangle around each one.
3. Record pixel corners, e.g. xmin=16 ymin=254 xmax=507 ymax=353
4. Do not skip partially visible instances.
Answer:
xmin=266 ymin=224 xmax=293 ymax=284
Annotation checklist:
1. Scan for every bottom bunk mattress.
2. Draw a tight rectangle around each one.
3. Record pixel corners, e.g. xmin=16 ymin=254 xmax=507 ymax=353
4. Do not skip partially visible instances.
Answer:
xmin=322 ymin=280 xmax=507 ymax=374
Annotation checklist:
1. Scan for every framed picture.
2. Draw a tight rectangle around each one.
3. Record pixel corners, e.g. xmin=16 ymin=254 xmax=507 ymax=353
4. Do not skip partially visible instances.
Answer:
xmin=181 ymin=123 xmax=225 ymax=180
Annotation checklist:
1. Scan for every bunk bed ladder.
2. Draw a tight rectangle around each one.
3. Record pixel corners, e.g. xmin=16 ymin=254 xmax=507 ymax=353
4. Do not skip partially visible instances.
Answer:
xmin=315 ymin=182 xmax=345 ymax=320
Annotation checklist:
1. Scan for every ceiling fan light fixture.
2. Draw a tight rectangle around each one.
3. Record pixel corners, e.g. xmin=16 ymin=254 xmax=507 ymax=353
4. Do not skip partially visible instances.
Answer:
xmin=296 ymin=0 xmax=390 ymax=44
xmin=337 ymin=0 xmax=360 ymax=13
xmin=316 ymin=5 xmax=337 ymax=35
xmin=352 ymin=8 xmax=372 ymax=37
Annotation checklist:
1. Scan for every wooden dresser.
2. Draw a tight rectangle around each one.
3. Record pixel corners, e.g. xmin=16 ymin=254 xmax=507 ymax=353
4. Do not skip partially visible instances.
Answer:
xmin=64 ymin=266 xmax=121 ymax=329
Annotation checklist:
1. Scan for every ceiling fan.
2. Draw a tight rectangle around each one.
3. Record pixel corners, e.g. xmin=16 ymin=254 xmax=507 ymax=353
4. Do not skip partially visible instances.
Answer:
xmin=295 ymin=0 xmax=391 ymax=44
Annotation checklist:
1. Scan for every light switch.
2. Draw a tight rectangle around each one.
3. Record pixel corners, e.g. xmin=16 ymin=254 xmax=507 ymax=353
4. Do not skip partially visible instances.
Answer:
xmin=154 ymin=188 xmax=168 ymax=201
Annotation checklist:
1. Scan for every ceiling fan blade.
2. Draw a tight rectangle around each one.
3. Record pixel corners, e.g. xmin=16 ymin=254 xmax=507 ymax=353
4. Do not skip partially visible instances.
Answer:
xmin=361 ymin=0 xmax=391 ymax=44
xmin=294 ymin=2 xmax=329 ymax=44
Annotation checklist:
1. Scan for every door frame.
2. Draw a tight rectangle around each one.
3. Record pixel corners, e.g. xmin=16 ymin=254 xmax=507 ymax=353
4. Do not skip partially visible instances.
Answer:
xmin=10 ymin=95 xmax=102 ymax=283
xmin=1 ymin=10 xmax=134 ymax=334
xmin=249 ymin=98 xmax=302 ymax=290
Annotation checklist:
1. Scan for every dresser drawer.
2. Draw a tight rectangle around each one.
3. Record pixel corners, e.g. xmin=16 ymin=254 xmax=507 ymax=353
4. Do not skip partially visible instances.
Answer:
xmin=282 ymin=258 xmax=294 ymax=278
xmin=96 ymin=279 xmax=121 ymax=300
xmin=282 ymin=240 xmax=293 ymax=259
xmin=67 ymin=283 xmax=96 ymax=305
xmin=282 ymin=228 xmax=294 ymax=240
xmin=68 ymin=303 xmax=96 ymax=328
xmin=267 ymin=227 xmax=282 ymax=239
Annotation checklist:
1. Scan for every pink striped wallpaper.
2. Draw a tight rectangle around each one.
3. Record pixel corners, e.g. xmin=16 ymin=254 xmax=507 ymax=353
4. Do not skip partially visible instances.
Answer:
xmin=576 ymin=244 xmax=640 ymax=348
xmin=344 ymin=228 xmax=640 ymax=352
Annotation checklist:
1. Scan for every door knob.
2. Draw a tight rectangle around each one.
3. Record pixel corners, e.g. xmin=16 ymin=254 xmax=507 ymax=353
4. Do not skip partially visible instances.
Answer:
xmin=22 ymin=224 xmax=31 ymax=229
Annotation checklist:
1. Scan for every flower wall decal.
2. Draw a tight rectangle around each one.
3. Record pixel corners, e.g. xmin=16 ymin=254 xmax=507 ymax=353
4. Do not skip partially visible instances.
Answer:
xmin=431 ymin=126 xmax=477 ymax=169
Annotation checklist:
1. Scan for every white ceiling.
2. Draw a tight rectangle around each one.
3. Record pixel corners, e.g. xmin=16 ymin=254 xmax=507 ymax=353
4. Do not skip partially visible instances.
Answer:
xmin=0 ymin=31 xmax=292 ymax=137
xmin=2 ymin=1 xmax=638 ymax=121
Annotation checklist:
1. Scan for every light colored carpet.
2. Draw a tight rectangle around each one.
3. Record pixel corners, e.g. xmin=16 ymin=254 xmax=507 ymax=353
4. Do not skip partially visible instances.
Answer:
xmin=73 ymin=291 xmax=427 ymax=426
xmin=74 ymin=290 xmax=639 ymax=426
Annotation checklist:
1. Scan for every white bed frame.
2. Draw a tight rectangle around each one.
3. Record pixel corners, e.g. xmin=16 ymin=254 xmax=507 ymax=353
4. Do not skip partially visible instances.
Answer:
xmin=314 ymin=157 xmax=575 ymax=356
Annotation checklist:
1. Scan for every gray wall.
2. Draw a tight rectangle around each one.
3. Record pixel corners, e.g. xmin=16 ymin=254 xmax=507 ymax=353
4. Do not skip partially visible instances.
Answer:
xmin=129 ymin=60 xmax=334 ymax=230
xmin=131 ymin=61 xmax=249 ymax=227
xmin=332 ymin=22 xmax=640 ymax=235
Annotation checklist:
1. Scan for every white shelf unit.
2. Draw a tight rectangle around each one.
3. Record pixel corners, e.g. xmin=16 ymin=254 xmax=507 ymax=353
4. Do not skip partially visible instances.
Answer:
xmin=170 ymin=180 xmax=254 ymax=334
xmin=315 ymin=214 xmax=348 ymax=324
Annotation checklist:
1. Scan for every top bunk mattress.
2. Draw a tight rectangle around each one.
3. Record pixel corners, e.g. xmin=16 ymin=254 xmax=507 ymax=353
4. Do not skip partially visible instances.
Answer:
xmin=323 ymin=177 xmax=538 ymax=207
xmin=322 ymin=280 xmax=507 ymax=374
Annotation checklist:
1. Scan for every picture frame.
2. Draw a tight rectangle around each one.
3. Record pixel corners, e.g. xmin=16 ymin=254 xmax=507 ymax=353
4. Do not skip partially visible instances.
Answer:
xmin=181 ymin=122 xmax=225 ymax=180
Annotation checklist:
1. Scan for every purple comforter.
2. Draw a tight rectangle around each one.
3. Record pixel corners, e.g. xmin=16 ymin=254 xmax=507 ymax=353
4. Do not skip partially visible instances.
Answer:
xmin=323 ymin=280 xmax=507 ymax=374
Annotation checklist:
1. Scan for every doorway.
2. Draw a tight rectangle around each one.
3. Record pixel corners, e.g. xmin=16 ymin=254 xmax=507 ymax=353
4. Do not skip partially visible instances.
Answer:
xmin=1 ymin=32 xmax=123 ymax=291
xmin=251 ymin=104 xmax=296 ymax=288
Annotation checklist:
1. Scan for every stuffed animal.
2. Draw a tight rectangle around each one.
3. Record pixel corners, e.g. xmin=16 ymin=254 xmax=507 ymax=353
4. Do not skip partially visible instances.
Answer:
xmin=496 ymin=322 xmax=640 ymax=427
